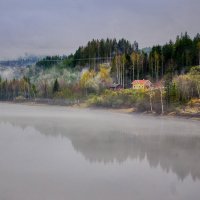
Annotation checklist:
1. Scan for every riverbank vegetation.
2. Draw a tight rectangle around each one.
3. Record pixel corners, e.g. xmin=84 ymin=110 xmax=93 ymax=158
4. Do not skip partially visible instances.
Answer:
xmin=90 ymin=65 xmax=199 ymax=113
xmin=0 ymin=32 xmax=200 ymax=115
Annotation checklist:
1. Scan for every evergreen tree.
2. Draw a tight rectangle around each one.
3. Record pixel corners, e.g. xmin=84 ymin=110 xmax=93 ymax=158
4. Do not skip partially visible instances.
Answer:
xmin=53 ymin=79 xmax=59 ymax=93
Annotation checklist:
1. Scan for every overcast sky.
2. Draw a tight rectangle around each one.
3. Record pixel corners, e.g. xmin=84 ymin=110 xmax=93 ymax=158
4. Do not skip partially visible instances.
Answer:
xmin=0 ymin=0 xmax=199 ymax=59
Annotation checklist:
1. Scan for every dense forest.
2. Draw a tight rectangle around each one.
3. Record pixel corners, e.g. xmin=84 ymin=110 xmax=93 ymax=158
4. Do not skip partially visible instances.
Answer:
xmin=0 ymin=32 xmax=200 ymax=114
xmin=36 ymin=32 xmax=200 ymax=86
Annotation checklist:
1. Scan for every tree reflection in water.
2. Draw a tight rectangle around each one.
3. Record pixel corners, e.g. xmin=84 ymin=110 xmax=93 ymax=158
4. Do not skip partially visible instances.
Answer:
xmin=0 ymin=110 xmax=199 ymax=182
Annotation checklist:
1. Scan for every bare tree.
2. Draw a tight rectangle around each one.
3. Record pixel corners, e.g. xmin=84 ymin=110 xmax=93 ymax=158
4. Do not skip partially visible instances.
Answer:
xmin=137 ymin=53 xmax=140 ymax=80
xmin=159 ymin=85 xmax=164 ymax=115
xmin=130 ymin=52 xmax=137 ymax=81
xmin=122 ymin=54 xmax=126 ymax=88
xmin=161 ymin=48 xmax=164 ymax=77
xmin=148 ymin=88 xmax=154 ymax=113
xmin=154 ymin=51 xmax=160 ymax=82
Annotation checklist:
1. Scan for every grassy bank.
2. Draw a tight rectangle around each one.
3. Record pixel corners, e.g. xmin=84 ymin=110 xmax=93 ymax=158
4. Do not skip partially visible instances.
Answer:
xmin=87 ymin=89 xmax=165 ymax=112
xmin=86 ymin=89 xmax=200 ymax=117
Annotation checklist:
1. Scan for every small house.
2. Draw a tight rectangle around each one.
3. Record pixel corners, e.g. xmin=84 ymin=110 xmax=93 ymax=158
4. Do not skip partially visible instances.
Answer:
xmin=132 ymin=80 xmax=152 ymax=90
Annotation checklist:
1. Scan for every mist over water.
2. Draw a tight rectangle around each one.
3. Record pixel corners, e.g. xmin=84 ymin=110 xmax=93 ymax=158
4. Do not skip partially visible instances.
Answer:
xmin=0 ymin=103 xmax=200 ymax=200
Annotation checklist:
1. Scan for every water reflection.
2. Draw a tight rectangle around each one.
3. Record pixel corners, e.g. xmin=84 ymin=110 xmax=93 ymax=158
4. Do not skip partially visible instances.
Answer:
xmin=0 ymin=112 xmax=200 ymax=182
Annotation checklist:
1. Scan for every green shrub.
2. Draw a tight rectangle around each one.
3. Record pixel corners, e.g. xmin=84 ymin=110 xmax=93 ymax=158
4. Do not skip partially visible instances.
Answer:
xmin=87 ymin=89 xmax=146 ymax=108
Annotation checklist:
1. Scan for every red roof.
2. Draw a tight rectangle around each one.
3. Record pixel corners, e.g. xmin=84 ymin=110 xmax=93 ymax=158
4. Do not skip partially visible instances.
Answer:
xmin=132 ymin=80 xmax=151 ymax=85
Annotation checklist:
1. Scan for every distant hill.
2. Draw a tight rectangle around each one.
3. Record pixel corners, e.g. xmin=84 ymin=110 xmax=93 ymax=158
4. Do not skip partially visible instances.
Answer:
xmin=0 ymin=55 xmax=44 ymax=80
xmin=0 ymin=55 xmax=42 ymax=68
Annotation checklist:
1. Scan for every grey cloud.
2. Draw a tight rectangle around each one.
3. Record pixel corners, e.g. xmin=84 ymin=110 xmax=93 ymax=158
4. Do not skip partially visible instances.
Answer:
xmin=0 ymin=0 xmax=200 ymax=59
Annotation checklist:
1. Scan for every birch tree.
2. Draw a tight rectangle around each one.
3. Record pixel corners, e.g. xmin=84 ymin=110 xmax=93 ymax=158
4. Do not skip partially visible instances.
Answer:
xmin=136 ymin=52 xmax=140 ymax=80
xmin=159 ymin=84 xmax=165 ymax=114
xmin=122 ymin=54 xmax=126 ymax=88
xmin=148 ymin=88 xmax=154 ymax=113
xmin=130 ymin=52 xmax=137 ymax=81
xmin=154 ymin=51 xmax=160 ymax=82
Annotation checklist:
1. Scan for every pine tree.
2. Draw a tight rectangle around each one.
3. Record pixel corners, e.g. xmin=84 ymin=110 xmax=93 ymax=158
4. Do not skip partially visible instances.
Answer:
xmin=53 ymin=79 xmax=59 ymax=93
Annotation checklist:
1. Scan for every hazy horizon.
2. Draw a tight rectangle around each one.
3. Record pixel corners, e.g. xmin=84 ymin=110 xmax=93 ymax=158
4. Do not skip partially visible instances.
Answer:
xmin=0 ymin=0 xmax=200 ymax=59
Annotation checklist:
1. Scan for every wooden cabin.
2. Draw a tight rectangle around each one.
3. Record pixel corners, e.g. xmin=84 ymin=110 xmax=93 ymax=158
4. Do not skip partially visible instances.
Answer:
xmin=132 ymin=80 xmax=152 ymax=90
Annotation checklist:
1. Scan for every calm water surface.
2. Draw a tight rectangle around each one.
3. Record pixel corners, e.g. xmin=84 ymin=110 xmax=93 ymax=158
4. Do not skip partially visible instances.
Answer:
xmin=0 ymin=103 xmax=200 ymax=200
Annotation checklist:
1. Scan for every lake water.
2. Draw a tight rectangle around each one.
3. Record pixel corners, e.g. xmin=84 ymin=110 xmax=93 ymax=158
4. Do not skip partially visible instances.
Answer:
xmin=0 ymin=103 xmax=200 ymax=200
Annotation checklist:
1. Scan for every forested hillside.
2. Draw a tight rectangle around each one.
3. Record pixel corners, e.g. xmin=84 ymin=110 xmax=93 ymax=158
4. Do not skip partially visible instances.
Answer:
xmin=36 ymin=32 xmax=200 ymax=86
xmin=0 ymin=33 xmax=200 ymax=115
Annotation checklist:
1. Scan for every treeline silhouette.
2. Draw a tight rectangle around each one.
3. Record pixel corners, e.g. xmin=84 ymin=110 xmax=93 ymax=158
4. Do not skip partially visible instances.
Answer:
xmin=36 ymin=32 xmax=200 ymax=84
xmin=0 ymin=77 xmax=36 ymax=100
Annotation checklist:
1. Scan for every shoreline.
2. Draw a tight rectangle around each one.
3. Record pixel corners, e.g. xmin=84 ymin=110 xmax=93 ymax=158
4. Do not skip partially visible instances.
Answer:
xmin=1 ymin=100 xmax=199 ymax=121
